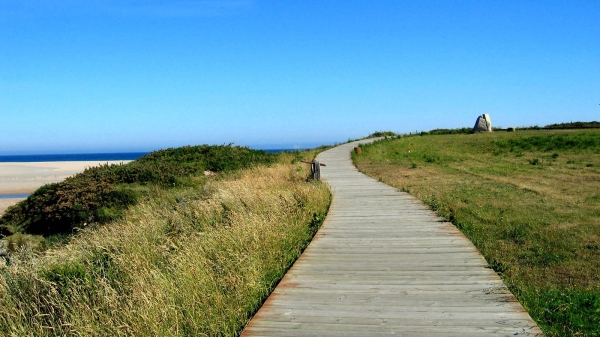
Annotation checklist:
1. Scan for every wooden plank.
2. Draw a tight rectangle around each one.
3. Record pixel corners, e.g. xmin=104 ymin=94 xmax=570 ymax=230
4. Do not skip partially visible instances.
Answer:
xmin=244 ymin=322 xmax=540 ymax=337
xmin=241 ymin=139 xmax=542 ymax=336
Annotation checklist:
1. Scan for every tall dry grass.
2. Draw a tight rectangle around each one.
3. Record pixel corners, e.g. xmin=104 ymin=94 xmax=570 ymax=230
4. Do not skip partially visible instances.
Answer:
xmin=0 ymin=162 xmax=330 ymax=336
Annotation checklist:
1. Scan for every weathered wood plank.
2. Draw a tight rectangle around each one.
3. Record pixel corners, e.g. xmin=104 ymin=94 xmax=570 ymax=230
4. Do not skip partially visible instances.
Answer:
xmin=241 ymin=140 xmax=542 ymax=336
xmin=244 ymin=322 xmax=539 ymax=337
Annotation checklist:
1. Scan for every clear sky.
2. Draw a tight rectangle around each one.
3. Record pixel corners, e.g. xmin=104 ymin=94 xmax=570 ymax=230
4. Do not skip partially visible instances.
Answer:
xmin=1 ymin=1 xmax=599 ymax=154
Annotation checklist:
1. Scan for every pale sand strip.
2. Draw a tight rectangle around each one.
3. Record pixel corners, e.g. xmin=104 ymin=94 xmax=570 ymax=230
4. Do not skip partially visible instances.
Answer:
xmin=0 ymin=161 xmax=131 ymax=214
xmin=0 ymin=199 xmax=22 ymax=215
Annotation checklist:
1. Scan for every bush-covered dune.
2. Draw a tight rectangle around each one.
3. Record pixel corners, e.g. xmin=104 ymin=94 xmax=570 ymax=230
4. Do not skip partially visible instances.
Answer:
xmin=0 ymin=145 xmax=278 ymax=237
xmin=0 ymin=146 xmax=330 ymax=336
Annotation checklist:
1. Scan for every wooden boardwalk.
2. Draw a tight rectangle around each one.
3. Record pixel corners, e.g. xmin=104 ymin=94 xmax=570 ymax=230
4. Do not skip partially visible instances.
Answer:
xmin=242 ymin=140 xmax=542 ymax=336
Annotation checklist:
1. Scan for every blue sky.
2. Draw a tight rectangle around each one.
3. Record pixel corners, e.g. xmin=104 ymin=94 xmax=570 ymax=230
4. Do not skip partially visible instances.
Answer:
xmin=1 ymin=1 xmax=599 ymax=154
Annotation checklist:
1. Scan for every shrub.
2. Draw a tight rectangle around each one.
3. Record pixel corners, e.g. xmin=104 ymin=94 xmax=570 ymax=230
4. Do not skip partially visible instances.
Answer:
xmin=368 ymin=131 xmax=397 ymax=138
xmin=421 ymin=127 xmax=472 ymax=135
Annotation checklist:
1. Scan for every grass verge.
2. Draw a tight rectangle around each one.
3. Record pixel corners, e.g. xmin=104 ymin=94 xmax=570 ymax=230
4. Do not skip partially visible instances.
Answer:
xmin=353 ymin=129 xmax=600 ymax=337
xmin=0 ymin=158 xmax=330 ymax=336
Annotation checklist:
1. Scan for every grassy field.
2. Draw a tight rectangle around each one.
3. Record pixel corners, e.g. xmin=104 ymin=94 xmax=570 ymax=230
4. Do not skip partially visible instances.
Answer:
xmin=353 ymin=129 xmax=600 ymax=337
xmin=0 ymin=153 xmax=330 ymax=336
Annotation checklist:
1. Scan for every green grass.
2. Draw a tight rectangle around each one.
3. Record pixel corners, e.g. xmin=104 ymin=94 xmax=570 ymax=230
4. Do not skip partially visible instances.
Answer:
xmin=353 ymin=129 xmax=600 ymax=337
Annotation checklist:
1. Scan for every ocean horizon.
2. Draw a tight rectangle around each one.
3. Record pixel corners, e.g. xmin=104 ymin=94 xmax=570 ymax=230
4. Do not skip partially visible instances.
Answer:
xmin=0 ymin=149 xmax=295 ymax=163
xmin=0 ymin=152 xmax=149 ymax=163
xmin=0 ymin=194 xmax=30 ymax=199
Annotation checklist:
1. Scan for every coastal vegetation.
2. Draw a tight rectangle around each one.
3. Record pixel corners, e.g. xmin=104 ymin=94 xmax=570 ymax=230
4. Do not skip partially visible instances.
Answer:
xmin=3 ymin=122 xmax=598 ymax=336
xmin=0 ymin=145 xmax=278 ymax=237
xmin=353 ymin=126 xmax=600 ymax=337
xmin=0 ymin=146 xmax=330 ymax=336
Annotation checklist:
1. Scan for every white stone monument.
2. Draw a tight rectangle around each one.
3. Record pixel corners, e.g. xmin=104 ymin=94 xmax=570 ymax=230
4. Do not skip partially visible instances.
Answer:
xmin=472 ymin=114 xmax=492 ymax=133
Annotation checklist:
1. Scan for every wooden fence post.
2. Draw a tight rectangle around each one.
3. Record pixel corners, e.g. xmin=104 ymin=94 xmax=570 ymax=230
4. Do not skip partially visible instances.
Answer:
xmin=301 ymin=160 xmax=325 ymax=181
xmin=313 ymin=160 xmax=321 ymax=180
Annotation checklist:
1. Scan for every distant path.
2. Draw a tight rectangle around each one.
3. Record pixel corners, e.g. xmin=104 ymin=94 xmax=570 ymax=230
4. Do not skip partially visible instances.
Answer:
xmin=242 ymin=139 xmax=541 ymax=336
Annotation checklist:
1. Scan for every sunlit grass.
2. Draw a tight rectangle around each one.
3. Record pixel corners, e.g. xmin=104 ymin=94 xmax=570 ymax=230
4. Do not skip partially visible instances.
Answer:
xmin=0 ymin=160 xmax=330 ymax=336
xmin=354 ymin=129 xmax=600 ymax=337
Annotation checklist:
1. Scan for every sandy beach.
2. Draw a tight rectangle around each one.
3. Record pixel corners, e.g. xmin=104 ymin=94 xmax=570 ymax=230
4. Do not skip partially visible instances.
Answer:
xmin=0 ymin=161 xmax=131 ymax=214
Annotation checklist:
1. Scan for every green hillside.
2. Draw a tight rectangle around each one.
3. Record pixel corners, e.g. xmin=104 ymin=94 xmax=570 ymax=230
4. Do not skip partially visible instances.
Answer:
xmin=354 ymin=128 xmax=600 ymax=337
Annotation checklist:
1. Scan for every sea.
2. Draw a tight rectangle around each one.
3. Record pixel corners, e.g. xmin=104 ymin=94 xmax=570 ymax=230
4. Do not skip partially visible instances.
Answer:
xmin=0 ymin=149 xmax=291 ymax=163
xmin=0 ymin=194 xmax=30 ymax=199
xmin=0 ymin=152 xmax=149 ymax=163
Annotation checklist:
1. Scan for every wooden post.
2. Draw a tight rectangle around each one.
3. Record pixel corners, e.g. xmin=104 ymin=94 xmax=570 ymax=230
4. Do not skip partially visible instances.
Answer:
xmin=301 ymin=160 xmax=325 ymax=181
xmin=313 ymin=160 xmax=321 ymax=181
